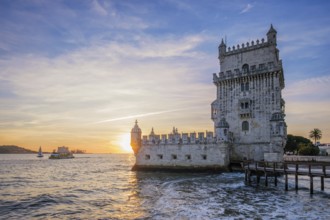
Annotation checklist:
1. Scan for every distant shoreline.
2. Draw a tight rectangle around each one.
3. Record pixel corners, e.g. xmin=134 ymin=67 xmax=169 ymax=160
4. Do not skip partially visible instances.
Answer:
xmin=0 ymin=146 xmax=133 ymax=154
xmin=0 ymin=145 xmax=37 ymax=154
xmin=0 ymin=145 xmax=90 ymax=154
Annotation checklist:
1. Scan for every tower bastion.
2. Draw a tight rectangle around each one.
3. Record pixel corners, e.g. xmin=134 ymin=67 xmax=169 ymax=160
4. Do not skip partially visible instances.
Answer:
xmin=130 ymin=25 xmax=287 ymax=171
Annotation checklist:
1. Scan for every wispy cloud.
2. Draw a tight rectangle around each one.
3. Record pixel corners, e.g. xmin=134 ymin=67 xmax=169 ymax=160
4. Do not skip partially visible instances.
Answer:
xmin=92 ymin=0 xmax=108 ymax=16
xmin=284 ymin=75 xmax=330 ymax=98
xmin=93 ymin=109 xmax=188 ymax=124
xmin=240 ymin=4 xmax=253 ymax=14
xmin=280 ymin=24 xmax=330 ymax=57
xmin=284 ymin=75 xmax=330 ymax=139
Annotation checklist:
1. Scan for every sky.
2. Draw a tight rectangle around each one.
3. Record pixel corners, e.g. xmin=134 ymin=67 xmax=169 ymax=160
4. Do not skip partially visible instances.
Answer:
xmin=0 ymin=0 xmax=330 ymax=153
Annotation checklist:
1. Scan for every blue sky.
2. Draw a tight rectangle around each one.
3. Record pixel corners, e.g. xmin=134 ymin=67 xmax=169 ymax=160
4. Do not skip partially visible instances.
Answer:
xmin=0 ymin=0 xmax=330 ymax=152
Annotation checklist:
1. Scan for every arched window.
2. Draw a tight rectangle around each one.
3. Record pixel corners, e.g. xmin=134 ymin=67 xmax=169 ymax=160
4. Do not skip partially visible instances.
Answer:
xmin=241 ymin=83 xmax=245 ymax=92
xmin=242 ymin=121 xmax=249 ymax=131
xmin=245 ymin=82 xmax=249 ymax=91
xmin=242 ymin=64 xmax=249 ymax=74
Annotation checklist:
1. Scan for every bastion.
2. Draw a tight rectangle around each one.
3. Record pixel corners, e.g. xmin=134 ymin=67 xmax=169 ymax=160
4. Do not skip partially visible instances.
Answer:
xmin=130 ymin=25 xmax=287 ymax=171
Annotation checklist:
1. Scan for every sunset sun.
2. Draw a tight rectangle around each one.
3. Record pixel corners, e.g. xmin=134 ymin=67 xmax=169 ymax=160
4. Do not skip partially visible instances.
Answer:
xmin=119 ymin=133 xmax=133 ymax=153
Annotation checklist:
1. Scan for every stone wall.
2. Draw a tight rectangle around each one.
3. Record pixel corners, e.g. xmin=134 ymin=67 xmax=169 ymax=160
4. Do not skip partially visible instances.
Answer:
xmin=134 ymin=143 xmax=229 ymax=170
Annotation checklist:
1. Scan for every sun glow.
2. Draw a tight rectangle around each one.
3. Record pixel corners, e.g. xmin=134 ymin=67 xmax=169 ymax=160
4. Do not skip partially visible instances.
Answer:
xmin=119 ymin=133 xmax=133 ymax=153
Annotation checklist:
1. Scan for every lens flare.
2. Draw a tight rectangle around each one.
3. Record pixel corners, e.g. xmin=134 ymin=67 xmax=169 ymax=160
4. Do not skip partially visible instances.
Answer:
xmin=119 ymin=133 xmax=133 ymax=153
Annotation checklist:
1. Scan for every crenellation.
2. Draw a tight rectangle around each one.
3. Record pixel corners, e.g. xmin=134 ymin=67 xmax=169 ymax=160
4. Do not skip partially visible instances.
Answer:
xmin=140 ymin=128 xmax=220 ymax=146
xmin=222 ymin=39 xmax=270 ymax=56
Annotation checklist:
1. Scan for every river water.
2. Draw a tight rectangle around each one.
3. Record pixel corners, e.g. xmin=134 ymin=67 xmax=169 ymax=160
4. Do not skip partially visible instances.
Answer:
xmin=0 ymin=154 xmax=329 ymax=219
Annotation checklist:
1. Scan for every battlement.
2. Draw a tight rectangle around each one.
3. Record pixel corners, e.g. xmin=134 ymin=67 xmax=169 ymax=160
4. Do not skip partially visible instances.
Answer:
xmin=142 ymin=128 xmax=217 ymax=146
xmin=219 ymin=25 xmax=277 ymax=58
xmin=221 ymin=38 xmax=270 ymax=56
xmin=218 ymin=25 xmax=279 ymax=74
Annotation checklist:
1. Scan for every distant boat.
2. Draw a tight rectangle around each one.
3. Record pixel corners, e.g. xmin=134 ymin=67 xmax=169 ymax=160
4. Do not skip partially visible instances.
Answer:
xmin=49 ymin=146 xmax=74 ymax=159
xmin=37 ymin=146 xmax=44 ymax=157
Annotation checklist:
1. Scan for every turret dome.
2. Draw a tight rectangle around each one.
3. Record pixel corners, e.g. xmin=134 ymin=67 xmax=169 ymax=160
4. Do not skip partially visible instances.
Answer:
xmin=150 ymin=127 xmax=155 ymax=135
xmin=267 ymin=24 xmax=277 ymax=34
xmin=131 ymin=120 xmax=141 ymax=133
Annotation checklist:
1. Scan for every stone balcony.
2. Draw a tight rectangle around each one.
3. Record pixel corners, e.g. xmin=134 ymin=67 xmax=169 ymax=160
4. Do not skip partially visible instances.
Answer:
xmin=213 ymin=63 xmax=282 ymax=83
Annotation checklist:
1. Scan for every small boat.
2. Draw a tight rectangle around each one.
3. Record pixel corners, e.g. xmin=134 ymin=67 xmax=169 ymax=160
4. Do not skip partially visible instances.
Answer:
xmin=49 ymin=146 xmax=74 ymax=159
xmin=37 ymin=146 xmax=44 ymax=157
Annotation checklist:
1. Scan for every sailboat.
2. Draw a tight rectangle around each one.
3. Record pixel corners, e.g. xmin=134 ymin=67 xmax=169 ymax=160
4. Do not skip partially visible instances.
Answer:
xmin=37 ymin=146 xmax=44 ymax=157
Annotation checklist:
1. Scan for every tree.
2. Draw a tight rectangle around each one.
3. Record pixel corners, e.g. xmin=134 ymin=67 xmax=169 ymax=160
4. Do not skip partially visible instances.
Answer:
xmin=298 ymin=143 xmax=319 ymax=156
xmin=284 ymin=134 xmax=312 ymax=154
xmin=309 ymin=128 xmax=322 ymax=145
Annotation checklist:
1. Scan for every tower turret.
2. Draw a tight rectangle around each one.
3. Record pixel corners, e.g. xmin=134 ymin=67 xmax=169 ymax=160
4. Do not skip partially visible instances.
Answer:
xmin=215 ymin=118 xmax=229 ymax=143
xmin=218 ymin=38 xmax=226 ymax=64
xmin=267 ymin=24 xmax=277 ymax=45
xmin=149 ymin=127 xmax=155 ymax=144
xmin=130 ymin=120 xmax=142 ymax=154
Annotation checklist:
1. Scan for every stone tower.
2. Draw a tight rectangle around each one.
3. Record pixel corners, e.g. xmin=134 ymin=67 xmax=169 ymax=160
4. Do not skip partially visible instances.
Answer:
xmin=130 ymin=120 xmax=142 ymax=154
xmin=212 ymin=25 xmax=287 ymax=162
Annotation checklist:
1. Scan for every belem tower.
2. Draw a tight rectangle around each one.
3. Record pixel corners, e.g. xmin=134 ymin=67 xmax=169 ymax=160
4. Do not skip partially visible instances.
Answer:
xmin=130 ymin=25 xmax=287 ymax=171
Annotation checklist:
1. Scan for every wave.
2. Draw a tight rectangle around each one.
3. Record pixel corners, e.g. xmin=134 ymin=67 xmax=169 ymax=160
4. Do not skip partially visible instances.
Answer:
xmin=0 ymin=193 xmax=76 ymax=218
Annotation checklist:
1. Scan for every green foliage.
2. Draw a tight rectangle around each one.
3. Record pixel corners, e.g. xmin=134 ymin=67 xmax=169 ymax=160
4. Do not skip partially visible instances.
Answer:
xmin=298 ymin=143 xmax=320 ymax=156
xmin=284 ymin=134 xmax=312 ymax=154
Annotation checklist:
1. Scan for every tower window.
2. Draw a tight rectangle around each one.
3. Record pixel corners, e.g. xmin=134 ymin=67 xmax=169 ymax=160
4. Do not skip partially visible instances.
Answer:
xmin=202 ymin=155 xmax=207 ymax=160
xmin=185 ymin=155 xmax=191 ymax=160
xmin=268 ymin=62 xmax=274 ymax=69
xmin=145 ymin=154 xmax=150 ymax=160
xmin=242 ymin=64 xmax=249 ymax=74
xmin=259 ymin=63 xmax=265 ymax=70
xmin=241 ymin=102 xmax=249 ymax=109
xmin=171 ymin=154 xmax=177 ymax=160
xmin=242 ymin=121 xmax=249 ymax=131
xmin=241 ymin=82 xmax=249 ymax=92
xmin=157 ymin=154 xmax=163 ymax=159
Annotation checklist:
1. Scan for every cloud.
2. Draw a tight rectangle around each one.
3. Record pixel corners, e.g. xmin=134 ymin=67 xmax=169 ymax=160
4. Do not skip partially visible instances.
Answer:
xmin=240 ymin=4 xmax=253 ymax=14
xmin=93 ymin=109 xmax=189 ymax=124
xmin=284 ymin=75 xmax=330 ymax=140
xmin=0 ymin=32 xmax=216 ymax=151
xmin=92 ymin=0 xmax=108 ymax=16
xmin=280 ymin=24 xmax=330 ymax=57
xmin=284 ymin=75 xmax=330 ymax=99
